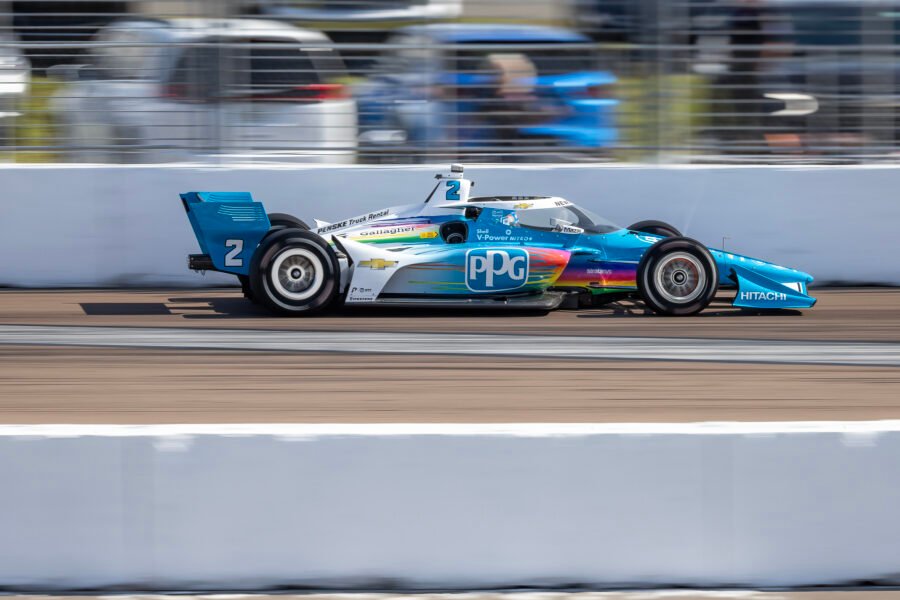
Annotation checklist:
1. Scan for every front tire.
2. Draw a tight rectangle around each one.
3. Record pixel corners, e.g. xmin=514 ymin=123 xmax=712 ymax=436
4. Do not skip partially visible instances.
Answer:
xmin=637 ymin=237 xmax=718 ymax=316
xmin=628 ymin=220 xmax=682 ymax=238
xmin=250 ymin=229 xmax=340 ymax=316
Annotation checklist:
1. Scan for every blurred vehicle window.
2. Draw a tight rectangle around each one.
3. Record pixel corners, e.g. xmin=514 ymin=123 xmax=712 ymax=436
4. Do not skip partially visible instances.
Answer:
xmin=93 ymin=28 xmax=155 ymax=80
xmin=782 ymin=5 xmax=900 ymax=46
xmin=167 ymin=39 xmax=345 ymax=100
xmin=12 ymin=0 xmax=129 ymax=69
xmin=245 ymin=42 xmax=325 ymax=88
xmin=167 ymin=44 xmax=220 ymax=100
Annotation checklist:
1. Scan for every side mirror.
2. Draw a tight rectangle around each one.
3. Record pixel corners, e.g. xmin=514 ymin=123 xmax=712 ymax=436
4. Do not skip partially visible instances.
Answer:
xmin=551 ymin=218 xmax=584 ymax=235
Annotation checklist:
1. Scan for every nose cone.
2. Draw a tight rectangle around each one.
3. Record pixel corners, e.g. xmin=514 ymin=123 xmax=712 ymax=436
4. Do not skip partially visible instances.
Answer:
xmin=756 ymin=259 xmax=814 ymax=285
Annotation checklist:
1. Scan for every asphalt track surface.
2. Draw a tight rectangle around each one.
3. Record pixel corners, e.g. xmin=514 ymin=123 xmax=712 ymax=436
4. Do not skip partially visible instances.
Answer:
xmin=0 ymin=288 xmax=898 ymax=424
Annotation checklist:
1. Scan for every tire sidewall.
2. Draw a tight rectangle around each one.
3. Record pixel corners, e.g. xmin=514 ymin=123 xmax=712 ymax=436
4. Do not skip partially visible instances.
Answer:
xmin=638 ymin=237 xmax=718 ymax=316
xmin=250 ymin=229 xmax=340 ymax=315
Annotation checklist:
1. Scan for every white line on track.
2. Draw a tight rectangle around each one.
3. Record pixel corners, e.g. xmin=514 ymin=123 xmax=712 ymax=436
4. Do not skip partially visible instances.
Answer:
xmin=1 ymin=324 xmax=899 ymax=367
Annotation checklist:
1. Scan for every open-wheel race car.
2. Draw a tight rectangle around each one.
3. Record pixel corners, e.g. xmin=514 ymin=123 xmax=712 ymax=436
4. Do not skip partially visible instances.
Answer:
xmin=182 ymin=165 xmax=816 ymax=316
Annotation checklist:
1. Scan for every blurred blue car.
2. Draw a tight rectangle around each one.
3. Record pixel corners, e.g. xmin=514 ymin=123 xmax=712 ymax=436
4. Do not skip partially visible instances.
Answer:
xmin=355 ymin=24 xmax=618 ymax=159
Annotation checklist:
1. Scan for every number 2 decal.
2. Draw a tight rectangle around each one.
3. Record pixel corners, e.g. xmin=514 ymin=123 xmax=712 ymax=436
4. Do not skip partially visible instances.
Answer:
xmin=225 ymin=239 xmax=244 ymax=267
xmin=446 ymin=180 xmax=461 ymax=201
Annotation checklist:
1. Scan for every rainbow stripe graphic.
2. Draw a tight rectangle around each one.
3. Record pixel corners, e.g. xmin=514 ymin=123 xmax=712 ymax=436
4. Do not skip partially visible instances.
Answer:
xmin=555 ymin=259 xmax=638 ymax=290
xmin=527 ymin=248 xmax=571 ymax=288
xmin=382 ymin=247 xmax=571 ymax=296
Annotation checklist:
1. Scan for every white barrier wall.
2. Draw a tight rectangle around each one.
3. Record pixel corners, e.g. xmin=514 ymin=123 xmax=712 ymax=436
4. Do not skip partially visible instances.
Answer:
xmin=3 ymin=422 xmax=900 ymax=591
xmin=1 ymin=164 xmax=899 ymax=287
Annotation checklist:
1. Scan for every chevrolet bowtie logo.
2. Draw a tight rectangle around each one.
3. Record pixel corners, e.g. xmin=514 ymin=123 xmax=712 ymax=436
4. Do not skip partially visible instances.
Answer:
xmin=359 ymin=259 xmax=399 ymax=270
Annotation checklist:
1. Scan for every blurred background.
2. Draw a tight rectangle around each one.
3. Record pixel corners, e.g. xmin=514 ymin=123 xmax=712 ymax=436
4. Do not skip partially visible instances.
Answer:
xmin=1 ymin=0 xmax=898 ymax=164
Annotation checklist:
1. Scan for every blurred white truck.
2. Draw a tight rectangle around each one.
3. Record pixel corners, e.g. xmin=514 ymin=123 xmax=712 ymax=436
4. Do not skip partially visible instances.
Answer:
xmin=50 ymin=18 xmax=358 ymax=163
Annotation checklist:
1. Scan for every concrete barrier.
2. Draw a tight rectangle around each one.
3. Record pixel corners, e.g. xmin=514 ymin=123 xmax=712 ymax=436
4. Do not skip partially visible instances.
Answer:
xmin=1 ymin=164 xmax=898 ymax=287
xmin=3 ymin=422 xmax=900 ymax=591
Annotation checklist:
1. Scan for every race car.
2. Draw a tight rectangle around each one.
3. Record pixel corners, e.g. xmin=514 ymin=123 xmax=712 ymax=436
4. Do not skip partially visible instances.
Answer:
xmin=181 ymin=165 xmax=816 ymax=316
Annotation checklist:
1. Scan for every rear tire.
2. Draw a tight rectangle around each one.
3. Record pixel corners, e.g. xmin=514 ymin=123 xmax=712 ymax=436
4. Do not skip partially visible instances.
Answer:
xmin=238 ymin=275 xmax=255 ymax=303
xmin=268 ymin=213 xmax=310 ymax=231
xmin=628 ymin=220 xmax=682 ymax=238
xmin=250 ymin=229 xmax=340 ymax=316
xmin=637 ymin=237 xmax=718 ymax=316
xmin=242 ymin=215 xmax=311 ymax=304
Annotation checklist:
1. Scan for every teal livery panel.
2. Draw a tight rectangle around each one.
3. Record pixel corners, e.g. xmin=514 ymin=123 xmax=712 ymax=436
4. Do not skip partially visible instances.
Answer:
xmin=181 ymin=192 xmax=270 ymax=276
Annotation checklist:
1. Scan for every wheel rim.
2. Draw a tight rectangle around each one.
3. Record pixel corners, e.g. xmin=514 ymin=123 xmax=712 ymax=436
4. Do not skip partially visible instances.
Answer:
xmin=270 ymin=248 xmax=324 ymax=302
xmin=653 ymin=252 xmax=706 ymax=304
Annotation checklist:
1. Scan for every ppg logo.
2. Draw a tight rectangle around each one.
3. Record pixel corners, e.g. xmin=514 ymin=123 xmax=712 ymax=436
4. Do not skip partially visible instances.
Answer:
xmin=466 ymin=249 xmax=529 ymax=292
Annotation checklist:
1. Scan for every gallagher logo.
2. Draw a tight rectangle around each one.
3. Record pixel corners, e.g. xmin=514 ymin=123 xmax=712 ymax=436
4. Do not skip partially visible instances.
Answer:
xmin=466 ymin=249 xmax=529 ymax=292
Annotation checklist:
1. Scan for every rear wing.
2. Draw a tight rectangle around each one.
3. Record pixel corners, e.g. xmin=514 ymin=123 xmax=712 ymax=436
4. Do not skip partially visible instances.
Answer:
xmin=181 ymin=192 xmax=271 ymax=276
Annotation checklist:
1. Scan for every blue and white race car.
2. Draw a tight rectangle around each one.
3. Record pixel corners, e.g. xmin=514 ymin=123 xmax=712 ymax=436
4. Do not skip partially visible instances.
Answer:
xmin=182 ymin=165 xmax=816 ymax=316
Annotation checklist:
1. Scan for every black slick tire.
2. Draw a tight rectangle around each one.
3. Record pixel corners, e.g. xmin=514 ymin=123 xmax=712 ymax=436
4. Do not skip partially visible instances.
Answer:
xmin=242 ymin=215 xmax=310 ymax=304
xmin=249 ymin=228 xmax=340 ymax=316
xmin=238 ymin=275 xmax=255 ymax=303
xmin=637 ymin=237 xmax=718 ymax=316
xmin=268 ymin=213 xmax=310 ymax=231
xmin=628 ymin=220 xmax=682 ymax=238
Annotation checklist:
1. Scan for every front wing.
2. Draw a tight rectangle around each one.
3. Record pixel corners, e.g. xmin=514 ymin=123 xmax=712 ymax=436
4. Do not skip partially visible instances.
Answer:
xmin=731 ymin=265 xmax=817 ymax=309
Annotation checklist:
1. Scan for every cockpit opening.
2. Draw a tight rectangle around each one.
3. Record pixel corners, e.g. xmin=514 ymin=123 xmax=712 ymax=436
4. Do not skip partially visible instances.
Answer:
xmin=516 ymin=205 xmax=621 ymax=234
xmin=441 ymin=221 xmax=468 ymax=244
